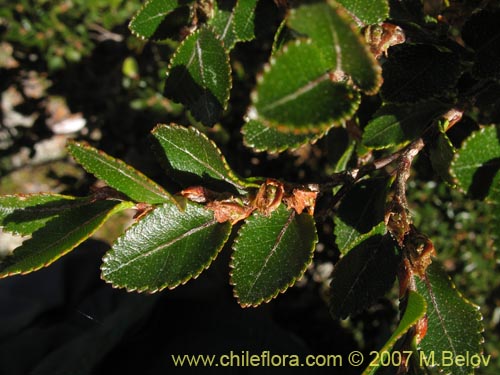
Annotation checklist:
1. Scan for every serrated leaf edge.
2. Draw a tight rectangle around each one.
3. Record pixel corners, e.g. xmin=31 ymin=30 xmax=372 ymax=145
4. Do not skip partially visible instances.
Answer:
xmin=128 ymin=0 xmax=180 ymax=40
xmin=450 ymin=125 xmax=499 ymax=194
xmin=67 ymin=140 xmax=176 ymax=205
xmin=242 ymin=118 xmax=336 ymax=153
xmin=0 ymin=201 xmax=133 ymax=278
xmin=100 ymin=203 xmax=232 ymax=293
xmin=229 ymin=209 xmax=318 ymax=307
xmin=165 ymin=26 xmax=233 ymax=115
xmin=152 ymin=123 xmax=249 ymax=191
xmin=249 ymin=40 xmax=362 ymax=134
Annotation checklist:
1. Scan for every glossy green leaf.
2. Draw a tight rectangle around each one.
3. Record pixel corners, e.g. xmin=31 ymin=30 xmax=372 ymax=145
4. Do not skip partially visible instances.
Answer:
xmin=209 ymin=0 xmax=258 ymax=50
xmin=152 ymin=124 xmax=248 ymax=192
xmin=334 ymin=178 xmax=389 ymax=255
xmin=362 ymin=101 xmax=449 ymax=149
xmin=251 ymin=41 xmax=361 ymax=132
xmin=336 ymin=0 xmax=389 ymax=25
xmin=164 ymin=27 xmax=231 ymax=126
xmin=0 ymin=194 xmax=80 ymax=235
xmin=416 ymin=262 xmax=484 ymax=375
xmin=362 ymin=291 xmax=427 ymax=375
xmin=67 ymin=141 xmax=175 ymax=205
xmin=450 ymin=125 xmax=500 ymax=198
xmin=101 ymin=201 xmax=231 ymax=292
xmin=329 ymin=234 xmax=399 ymax=319
xmin=242 ymin=119 xmax=331 ymax=153
xmin=129 ymin=0 xmax=183 ymax=39
xmin=288 ymin=2 xmax=382 ymax=94
xmin=381 ymin=44 xmax=462 ymax=103
xmin=0 ymin=200 xmax=132 ymax=278
xmin=231 ymin=204 xmax=317 ymax=307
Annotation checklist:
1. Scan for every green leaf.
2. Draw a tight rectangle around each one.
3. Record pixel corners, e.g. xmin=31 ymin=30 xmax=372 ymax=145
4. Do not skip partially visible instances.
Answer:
xmin=329 ymin=234 xmax=399 ymax=319
xmin=416 ymin=262 xmax=484 ymax=375
xmin=152 ymin=123 xmax=248 ymax=192
xmin=231 ymin=204 xmax=317 ymax=307
xmin=0 ymin=200 xmax=132 ymax=278
xmin=164 ymin=27 xmax=231 ymax=126
xmin=362 ymin=101 xmax=449 ymax=149
xmin=381 ymin=44 xmax=462 ymax=103
xmin=242 ymin=119 xmax=332 ymax=153
xmin=0 ymin=194 xmax=81 ymax=235
xmin=129 ymin=0 xmax=184 ymax=39
xmin=288 ymin=2 xmax=382 ymax=94
xmin=429 ymin=131 xmax=456 ymax=185
xmin=209 ymin=0 xmax=258 ymax=50
xmin=67 ymin=141 xmax=175 ymax=205
xmin=362 ymin=291 xmax=427 ymax=375
xmin=101 ymin=201 xmax=231 ymax=292
xmin=251 ymin=41 xmax=361 ymax=132
xmin=450 ymin=125 xmax=500 ymax=199
xmin=334 ymin=178 xmax=389 ymax=255
xmin=336 ymin=0 xmax=389 ymax=25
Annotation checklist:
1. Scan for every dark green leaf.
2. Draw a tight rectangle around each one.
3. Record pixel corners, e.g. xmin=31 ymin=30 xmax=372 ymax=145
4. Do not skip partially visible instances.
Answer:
xmin=101 ymin=201 xmax=231 ymax=292
xmin=362 ymin=291 xmax=427 ymax=375
xmin=329 ymin=235 xmax=399 ymax=319
xmin=336 ymin=0 xmax=389 ymax=26
xmin=0 ymin=194 xmax=81 ymax=235
xmin=450 ymin=125 xmax=500 ymax=198
xmin=0 ymin=200 xmax=132 ymax=278
xmin=251 ymin=41 xmax=361 ymax=132
xmin=231 ymin=204 xmax=317 ymax=307
xmin=416 ymin=262 xmax=484 ymax=375
xmin=362 ymin=101 xmax=449 ymax=149
xmin=288 ymin=2 xmax=382 ymax=94
xmin=209 ymin=0 xmax=258 ymax=50
xmin=129 ymin=0 xmax=184 ymax=39
xmin=462 ymin=10 xmax=500 ymax=80
xmin=152 ymin=123 xmax=248 ymax=192
xmin=67 ymin=141 xmax=175 ymax=205
xmin=381 ymin=44 xmax=462 ymax=103
xmin=334 ymin=178 xmax=389 ymax=255
xmin=164 ymin=27 xmax=231 ymax=126
xmin=430 ymin=131 xmax=456 ymax=185
xmin=242 ymin=119 xmax=331 ymax=153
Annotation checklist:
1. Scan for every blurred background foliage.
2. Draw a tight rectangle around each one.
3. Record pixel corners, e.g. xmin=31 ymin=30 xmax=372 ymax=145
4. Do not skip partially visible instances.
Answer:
xmin=0 ymin=0 xmax=499 ymax=374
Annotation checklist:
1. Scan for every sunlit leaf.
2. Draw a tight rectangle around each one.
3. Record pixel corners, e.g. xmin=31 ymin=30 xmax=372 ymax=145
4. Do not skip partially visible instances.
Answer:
xmin=362 ymin=291 xmax=427 ymax=375
xmin=0 ymin=194 xmax=80 ymax=235
xmin=242 ymin=119 xmax=331 ymax=153
xmin=450 ymin=125 xmax=500 ymax=199
xmin=67 ymin=141 xmax=175 ymax=205
xmin=231 ymin=204 xmax=317 ymax=307
xmin=336 ymin=0 xmax=389 ymax=26
xmin=288 ymin=1 xmax=382 ymax=94
xmin=164 ymin=27 xmax=231 ymax=125
xmin=129 ymin=0 xmax=185 ymax=39
xmin=152 ymin=124 xmax=248 ymax=192
xmin=416 ymin=262 xmax=484 ymax=375
xmin=251 ymin=41 xmax=360 ymax=132
xmin=0 ymin=200 xmax=132 ymax=278
xmin=101 ymin=201 xmax=231 ymax=292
